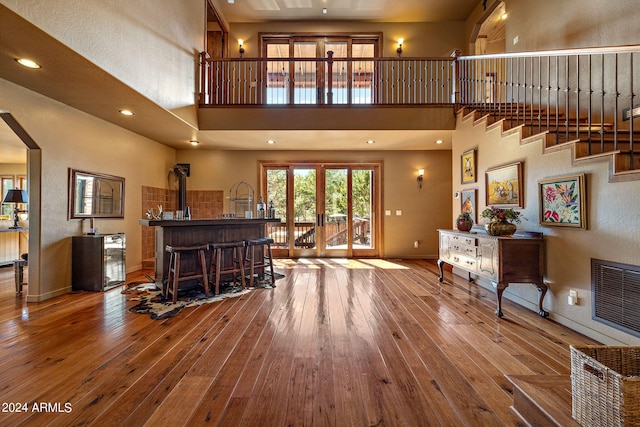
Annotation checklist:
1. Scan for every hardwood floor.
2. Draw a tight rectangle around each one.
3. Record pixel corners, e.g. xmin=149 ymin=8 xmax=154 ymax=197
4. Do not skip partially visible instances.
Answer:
xmin=0 ymin=259 xmax=599 ymax=426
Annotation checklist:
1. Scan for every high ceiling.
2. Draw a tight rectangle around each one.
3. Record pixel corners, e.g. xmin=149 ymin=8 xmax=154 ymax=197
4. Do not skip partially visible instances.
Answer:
xmin=0 ymin=2 xmax=505 ymax=154
xmin=211 ymin=0 xmax=479 ymax=23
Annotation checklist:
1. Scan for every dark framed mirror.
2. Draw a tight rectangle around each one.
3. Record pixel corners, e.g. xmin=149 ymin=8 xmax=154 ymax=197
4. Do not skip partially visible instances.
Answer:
xmin=68 ymin=168 xmax=125 ymax=219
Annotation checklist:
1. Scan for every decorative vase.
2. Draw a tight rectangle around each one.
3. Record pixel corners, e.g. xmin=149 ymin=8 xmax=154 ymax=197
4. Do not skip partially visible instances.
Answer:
xmin=456 ymin=217 xmax=473 ymax=232
xmin=484 ymin=219 xmax=517 ymax=236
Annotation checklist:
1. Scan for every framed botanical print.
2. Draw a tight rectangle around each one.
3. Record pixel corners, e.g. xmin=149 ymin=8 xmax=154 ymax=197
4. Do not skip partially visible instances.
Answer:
xmin=485 ymin=162 xmax=523 ymax=208
xmin=460 ymin=188 xmax=477 ymax=223
xmin=461 ymin=149 xmax=476 ymax=184
xmin=539 ymin=174 xmax=587 ymax=228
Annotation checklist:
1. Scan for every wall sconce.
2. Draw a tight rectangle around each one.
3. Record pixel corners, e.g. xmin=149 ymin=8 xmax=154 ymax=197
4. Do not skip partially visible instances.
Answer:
xmin=417 ymin=169 xmax=424 ymax=189
xmin=2 ymin=189 xmax=28 ymax=228
xmin=238 ymin=39 xmax=245 ymax=57
xmin=397 ymin=38 xmax=404 ymax=56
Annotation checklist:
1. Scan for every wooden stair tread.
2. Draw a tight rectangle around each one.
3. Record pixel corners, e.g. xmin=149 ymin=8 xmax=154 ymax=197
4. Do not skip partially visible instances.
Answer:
xmin=506 ymin=375 xmax=580 ymax=427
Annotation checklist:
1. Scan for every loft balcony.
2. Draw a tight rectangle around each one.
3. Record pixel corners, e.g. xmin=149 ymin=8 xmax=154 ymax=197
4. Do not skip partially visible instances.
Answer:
xmin=198 ymin=45 xmax=640 ymax=178
xmin=197 ymin=54 xmax=457 ymax=132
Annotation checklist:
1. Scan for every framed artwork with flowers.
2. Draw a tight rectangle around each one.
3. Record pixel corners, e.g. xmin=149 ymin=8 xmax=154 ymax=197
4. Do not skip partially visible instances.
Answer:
xmin=538 ymin=173 xmax=587 ymax=228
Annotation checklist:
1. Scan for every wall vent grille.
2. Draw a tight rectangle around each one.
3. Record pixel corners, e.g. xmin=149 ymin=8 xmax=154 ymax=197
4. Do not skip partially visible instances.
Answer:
xmin=592 ymin=258 xmax=640 ymax=338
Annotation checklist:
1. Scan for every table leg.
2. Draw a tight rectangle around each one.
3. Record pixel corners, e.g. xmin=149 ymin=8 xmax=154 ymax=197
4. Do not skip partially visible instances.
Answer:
xmin=536 ymin=281 xmax=549 ymax=317
xmin=437 ymin=259 xmax=445 ymax=283
xmin=493 ymin=281 xmax=508 ymax=317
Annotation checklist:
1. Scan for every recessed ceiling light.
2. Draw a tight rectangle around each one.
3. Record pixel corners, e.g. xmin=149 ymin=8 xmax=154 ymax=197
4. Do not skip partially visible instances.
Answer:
xmin=190 ymin=140 xmax=199 ymax=146
xmin=435 ymin=139 xmax=444 ymax=144
xmin=16 ymin=58 xmax=41 ymax=69
xmin=267 ymin=140 xmax=276 ymax=144
xmin=119 ymin=109 xmax=134 ymax=116
xmin=366 ymin=140 xmax=375 ymax=144
xmin=501 ymin=12 xmax=508 ymax=20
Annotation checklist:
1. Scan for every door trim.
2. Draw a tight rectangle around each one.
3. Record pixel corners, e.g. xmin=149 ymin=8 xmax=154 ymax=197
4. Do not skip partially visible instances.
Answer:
xmin=259 ymin=160 xmax=383 ymax=258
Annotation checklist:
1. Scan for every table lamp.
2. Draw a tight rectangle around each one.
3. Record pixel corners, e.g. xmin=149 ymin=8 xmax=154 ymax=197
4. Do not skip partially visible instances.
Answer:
xmin=2 ymin=189 xmax=28 ymax=229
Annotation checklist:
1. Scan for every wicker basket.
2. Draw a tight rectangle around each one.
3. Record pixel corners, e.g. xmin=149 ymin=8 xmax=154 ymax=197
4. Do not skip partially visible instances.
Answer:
xmin=571 ymin=345 xmax=640 ymax=426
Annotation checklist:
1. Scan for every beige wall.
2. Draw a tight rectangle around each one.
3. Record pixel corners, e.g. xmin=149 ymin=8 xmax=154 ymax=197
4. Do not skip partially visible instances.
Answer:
xmin=0 ymin=0 xmax=204 ymax=128
xmin=452 ymin=114 xmax=640 ymax=346
xmin=227 ymin=21 xmax=466 ymax=58
xmin=504 ymin=0 xmax=640 ymax=51
xmin=176 ymin=149 xmax=452 ymax=258
xmin=0 ymin=78 xmax=176 ymax=301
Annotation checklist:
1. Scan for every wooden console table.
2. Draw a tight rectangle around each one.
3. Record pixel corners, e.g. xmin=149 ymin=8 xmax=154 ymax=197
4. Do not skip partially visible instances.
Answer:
xmin=437 ymin=228 xmax=547 ymax=318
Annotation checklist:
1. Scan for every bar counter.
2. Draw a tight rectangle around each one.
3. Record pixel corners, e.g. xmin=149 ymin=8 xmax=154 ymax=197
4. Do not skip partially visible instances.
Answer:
xmin=139 ymin=218 xmax=279 ymax=285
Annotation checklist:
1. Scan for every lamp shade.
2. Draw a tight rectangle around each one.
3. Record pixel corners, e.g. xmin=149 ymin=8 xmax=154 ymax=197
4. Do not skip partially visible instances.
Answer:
xmin=2 ymin=189 xmax=28 ymax=204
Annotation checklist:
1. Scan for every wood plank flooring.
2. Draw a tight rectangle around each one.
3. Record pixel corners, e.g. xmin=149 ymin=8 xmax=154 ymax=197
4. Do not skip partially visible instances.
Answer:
xmin=0 ymin=259 xmax=600 ymax=426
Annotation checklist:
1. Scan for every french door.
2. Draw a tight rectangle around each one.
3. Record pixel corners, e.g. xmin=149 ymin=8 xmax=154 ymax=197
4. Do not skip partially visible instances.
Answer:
xmin=260 ymin=161 xmax=381 ymax=258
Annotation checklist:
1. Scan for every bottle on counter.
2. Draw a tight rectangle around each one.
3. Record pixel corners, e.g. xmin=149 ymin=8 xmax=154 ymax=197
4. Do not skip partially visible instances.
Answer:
xmin=257 ymin=197 xmax=266 ymax=219
xmin=268 ymin=200 xmax=276 ymax=219
xmin=185 ymin=206 xmax=191 ymax=220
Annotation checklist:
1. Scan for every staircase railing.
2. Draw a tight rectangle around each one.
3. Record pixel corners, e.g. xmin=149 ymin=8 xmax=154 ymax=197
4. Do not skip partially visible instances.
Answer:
xmin=455 ymin=45 xmax=640 ymax=171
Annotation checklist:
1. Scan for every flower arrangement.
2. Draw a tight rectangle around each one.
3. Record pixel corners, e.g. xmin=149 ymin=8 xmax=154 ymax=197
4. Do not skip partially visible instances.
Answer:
xmin=481 ymin=206 xmax=523 ymax=224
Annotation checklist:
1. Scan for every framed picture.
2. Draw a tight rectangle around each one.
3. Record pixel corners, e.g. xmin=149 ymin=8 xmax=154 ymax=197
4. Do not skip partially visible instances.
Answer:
xmin=460 ymin=188 xmax=477 ymax=223
xmin=461 ymin=149 xmax=477 ymax=184
xmin=485 ymin=161 xmax=523 ymax=207
xmin=539 ymin=174 xmax=587 ymax=228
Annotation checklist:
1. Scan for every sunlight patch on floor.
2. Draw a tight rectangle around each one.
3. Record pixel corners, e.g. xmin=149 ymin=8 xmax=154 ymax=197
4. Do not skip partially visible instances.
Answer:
xmin=273 ymin=258 xmax=409 ymax=270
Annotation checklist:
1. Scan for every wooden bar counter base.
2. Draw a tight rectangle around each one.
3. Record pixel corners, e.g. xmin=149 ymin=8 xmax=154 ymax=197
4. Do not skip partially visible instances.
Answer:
xmin=139 ymin=218 xmax=279 ymax=285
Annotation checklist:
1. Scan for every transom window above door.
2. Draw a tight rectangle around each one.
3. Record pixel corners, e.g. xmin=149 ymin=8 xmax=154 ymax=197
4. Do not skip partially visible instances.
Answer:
xmin=261 ymin=34 xmax=380 ymax=105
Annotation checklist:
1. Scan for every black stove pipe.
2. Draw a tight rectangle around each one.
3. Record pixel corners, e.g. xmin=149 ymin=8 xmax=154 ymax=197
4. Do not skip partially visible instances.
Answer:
xmin=173 ymin=164 xmax=189 ymax=211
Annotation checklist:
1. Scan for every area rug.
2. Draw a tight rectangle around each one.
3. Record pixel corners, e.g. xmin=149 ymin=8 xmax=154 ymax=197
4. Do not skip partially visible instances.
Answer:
xmin=124 ymin=273 xmax=283 ymax=320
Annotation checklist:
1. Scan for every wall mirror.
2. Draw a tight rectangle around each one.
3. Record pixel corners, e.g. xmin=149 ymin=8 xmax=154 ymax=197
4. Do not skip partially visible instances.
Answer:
xmin=68 ymin=168 xmax=125 ymax=219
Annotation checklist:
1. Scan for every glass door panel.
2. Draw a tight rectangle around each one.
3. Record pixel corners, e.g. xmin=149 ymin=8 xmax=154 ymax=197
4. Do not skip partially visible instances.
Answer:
xmin=324 ymin=169 xmax=348 ymax=254
xmin=352 ymin=169 xmax=374 ymax=250
xmin=325 ymin=42 xmax=348 ymax=104
xmin=265 ymin=168 xmax=288 ymax=249
xmin=292 ymin=168 xmax=317 ymax=253
xmin=266 ymin=43 xmax=290 ymax=104
xmin=352 ymin=43 xmax=375 ymax=104
xmin=293 ymin=42 xmax=317 ymax=104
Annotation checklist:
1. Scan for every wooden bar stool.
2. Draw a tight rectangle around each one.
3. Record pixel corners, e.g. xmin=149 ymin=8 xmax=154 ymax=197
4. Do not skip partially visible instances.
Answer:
xmin=164 ymin=244 xmax=210 ymax=304
xmin=209 ymin=241 xmax=246 ymax=295
xmin=244 ymin=237 xmax=276 ymax=288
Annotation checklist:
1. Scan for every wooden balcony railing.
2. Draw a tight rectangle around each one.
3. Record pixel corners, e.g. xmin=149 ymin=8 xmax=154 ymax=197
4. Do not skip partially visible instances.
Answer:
xmin=199 ymin=45 xmax=640 ymax=175
xmin=199 ymin=52 xmax=455 ymax=106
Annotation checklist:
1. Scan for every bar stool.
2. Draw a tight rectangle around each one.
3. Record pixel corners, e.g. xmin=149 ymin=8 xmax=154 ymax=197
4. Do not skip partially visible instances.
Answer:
xmin=164 ymin=244 xmax=210 ymax=304
xmin=209 ymin=241 xmax=246 ymax=295
xmin=244 ymin=237 xmax=276 ymax=288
